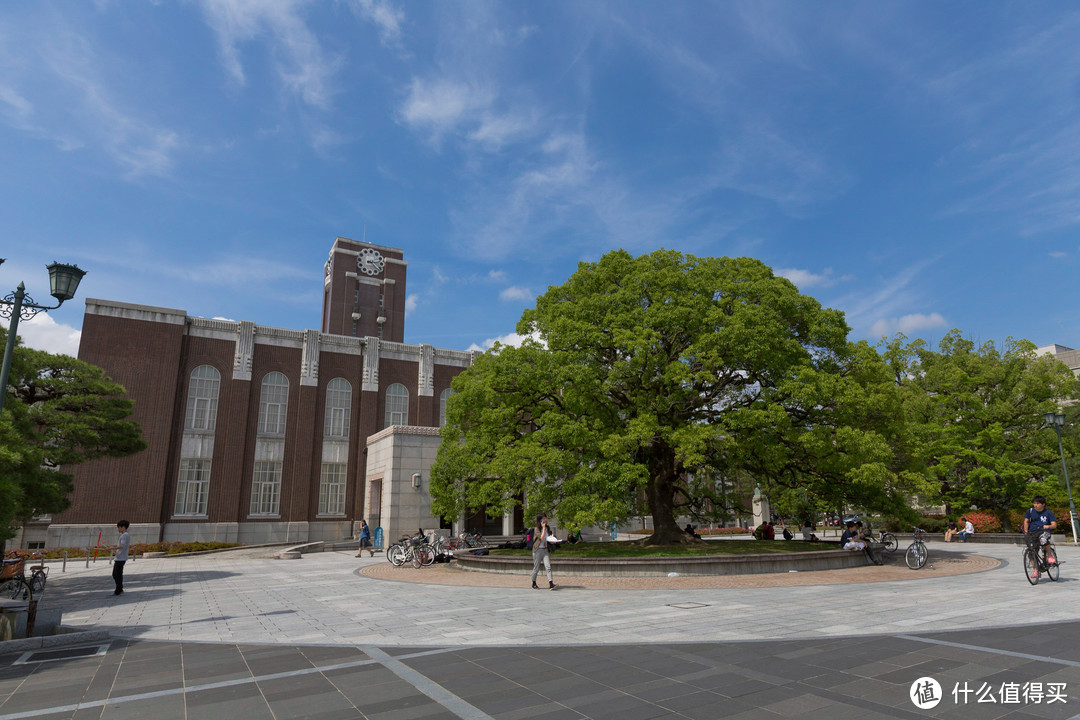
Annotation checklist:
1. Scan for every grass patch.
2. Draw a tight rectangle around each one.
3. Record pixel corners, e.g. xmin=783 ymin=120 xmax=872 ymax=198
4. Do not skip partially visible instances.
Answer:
xmin=487 ymin=540 xmax=836 ymax=558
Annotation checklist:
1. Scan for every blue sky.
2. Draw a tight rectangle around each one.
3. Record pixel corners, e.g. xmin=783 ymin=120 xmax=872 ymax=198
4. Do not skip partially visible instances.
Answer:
xmin=2 ymin=1 xmax=1078 ymax=358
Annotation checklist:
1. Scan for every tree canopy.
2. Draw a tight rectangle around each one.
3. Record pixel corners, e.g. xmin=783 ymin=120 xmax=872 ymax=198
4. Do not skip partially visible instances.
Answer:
xmin=430 ymin=249 xmax=914 ymax=543
xmin=0 ymin=328 xmax=145 ymax=541
xmin=884 ymin=331 xmax=1080 ymax=529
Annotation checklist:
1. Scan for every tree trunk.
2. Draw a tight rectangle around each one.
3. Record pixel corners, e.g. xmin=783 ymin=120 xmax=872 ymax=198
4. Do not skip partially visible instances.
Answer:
xmin=643 ymin=445 xmax=696 ymax=545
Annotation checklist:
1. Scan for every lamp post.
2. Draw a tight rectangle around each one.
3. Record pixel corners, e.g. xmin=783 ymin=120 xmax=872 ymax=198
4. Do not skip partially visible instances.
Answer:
xmin=1044 ymin=411 xmax=1078 ymax=545
xmin=0 ymin=260 xmax=87 ymax=416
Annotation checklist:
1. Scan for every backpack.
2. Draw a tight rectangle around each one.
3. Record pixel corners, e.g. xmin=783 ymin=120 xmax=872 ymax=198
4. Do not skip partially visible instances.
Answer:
xmin=782 ymin=528 xmax=793 ymax=541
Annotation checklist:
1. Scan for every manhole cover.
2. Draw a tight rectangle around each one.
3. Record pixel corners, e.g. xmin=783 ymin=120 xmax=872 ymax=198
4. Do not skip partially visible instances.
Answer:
xmin=14 ymin=643 xmax=110 ymax=665
xmin=667 ymin=602 xmax=710 ymax=609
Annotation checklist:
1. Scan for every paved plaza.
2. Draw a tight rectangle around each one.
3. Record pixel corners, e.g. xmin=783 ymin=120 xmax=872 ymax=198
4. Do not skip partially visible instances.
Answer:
xmin=2 ymin=542 xmax=1080 ymax=719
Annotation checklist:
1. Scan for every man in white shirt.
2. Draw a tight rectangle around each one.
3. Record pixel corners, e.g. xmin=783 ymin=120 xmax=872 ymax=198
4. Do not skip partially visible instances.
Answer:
xmin=112 ymin=520 xmax=130 ymax=596
xmin=957 ymin=517 xmax=975 ymax=543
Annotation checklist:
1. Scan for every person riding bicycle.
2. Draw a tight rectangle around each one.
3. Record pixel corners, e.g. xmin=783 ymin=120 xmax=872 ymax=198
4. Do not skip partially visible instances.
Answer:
xmin=1023 ymin=495 xmax=1058 ymax=573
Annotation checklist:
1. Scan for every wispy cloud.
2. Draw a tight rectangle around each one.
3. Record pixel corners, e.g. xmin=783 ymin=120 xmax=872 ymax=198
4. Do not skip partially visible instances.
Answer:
xmin=831 ymin=258 xmax=943 ymax=339
xmin=199 ymin=0 xmax=338 ymax=110
xmin=398 ymin=77 xmax=496 ymax=145
xmin=405 ymin=293 xmax=419 ymax=313
xmin=498 ymin=286 xmax=532 ymax=302
xmin=869 ymin=312 xmax=948 ymax=339
xmin=0 ymin=17 xmax=182 ymax=178
xmin=347 ymin=0 xmax=405 ymax=48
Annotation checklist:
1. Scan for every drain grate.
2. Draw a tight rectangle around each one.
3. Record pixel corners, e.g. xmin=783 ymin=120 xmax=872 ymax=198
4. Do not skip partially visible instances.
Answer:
xmin=14 ymin=643 xmax=110 ymax=665
xmin=667 ymin=602 xmax=710 ymax=609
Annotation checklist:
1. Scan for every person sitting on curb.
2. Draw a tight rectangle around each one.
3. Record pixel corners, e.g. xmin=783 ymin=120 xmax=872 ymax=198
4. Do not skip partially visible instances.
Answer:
xmin=841 ymin=521 xmax=882 ymax=565
xmin=956 ymin=517 xmax=975 ymax=542
xmin=801 ymin=520 xmax=818 ymax=542
xmin=944 ymin=519 xmax=958 ymax=542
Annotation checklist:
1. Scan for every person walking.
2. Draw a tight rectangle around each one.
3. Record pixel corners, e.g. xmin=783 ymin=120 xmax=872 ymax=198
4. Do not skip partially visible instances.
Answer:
xmin=356 ymin=520 xmax=374 ymax=557
xmin=530 ymin=514 xmax=559 ymax=590
xmin=112 ymin=520 xmax=130 ymax=596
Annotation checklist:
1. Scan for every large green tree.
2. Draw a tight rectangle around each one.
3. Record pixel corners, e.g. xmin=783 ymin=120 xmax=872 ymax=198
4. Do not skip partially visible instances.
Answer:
xmin=430 ymin=249 xmax=913 ymax=543
xmin=0 ymin=328 xmax=145 ymax=541
xmin=884 ymin=331 xmax=1080 ymax=530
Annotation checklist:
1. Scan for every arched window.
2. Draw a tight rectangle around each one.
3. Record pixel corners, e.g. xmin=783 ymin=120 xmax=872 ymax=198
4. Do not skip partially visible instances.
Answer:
xmin=258 ymin=372 xmax=289 ymax=435
xmin=384 ymin=383 xmax=409 ymax=428
xmin=324 ymin=378 xmax=352 ymax=437
xmin=439 ymin=388 xmax=454 ymax=427
xmin=184 ymin=365 xmax=221 ymax=431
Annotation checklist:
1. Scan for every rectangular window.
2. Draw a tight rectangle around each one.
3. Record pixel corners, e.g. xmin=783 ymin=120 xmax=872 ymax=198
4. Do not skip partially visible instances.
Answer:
xmin=318 ymin=463 xmax=347 ymax=515
xmin=249 ymin=461 xmax=282 ymax=516
xmin=190 ymin=397 xmax=212 ymax=430
xmin=325 ymin=406 xmax=349 ymax=437
xmin=259 ymin=402 xmax=286 ymax=435
xmin=174 ymin=459 xmax=210 ymax=516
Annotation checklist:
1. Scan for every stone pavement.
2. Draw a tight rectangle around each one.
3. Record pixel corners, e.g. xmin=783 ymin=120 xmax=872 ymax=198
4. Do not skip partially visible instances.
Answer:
xmin=0 ymin=541 xmax=1078 ymax=719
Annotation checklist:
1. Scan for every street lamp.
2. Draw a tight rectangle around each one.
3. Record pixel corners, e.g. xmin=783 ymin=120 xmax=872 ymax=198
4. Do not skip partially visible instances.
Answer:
xmin=0 ymin=259 xmax=87 ymax=415
xmin=1043 ymin=411 xmax=1078 ymax=545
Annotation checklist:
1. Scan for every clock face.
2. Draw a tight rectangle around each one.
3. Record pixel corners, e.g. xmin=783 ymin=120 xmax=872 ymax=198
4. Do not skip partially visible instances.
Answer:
xmin=357 ymin=248 xmax=385 ymax=276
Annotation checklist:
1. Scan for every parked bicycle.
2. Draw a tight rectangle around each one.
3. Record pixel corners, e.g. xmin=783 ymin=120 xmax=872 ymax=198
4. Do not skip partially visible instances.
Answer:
xmin=460 ymin=531 xmax=488 ymax=549
xmin=1023 ymin=534 xmax=1061 ymax=584
xmin=0 ymin=551 xmax=45 ymax=601
xmin=905 ymin=526 xmax=928 ymax=570
xmin=386 ymin=531 xmax=435 ymax=568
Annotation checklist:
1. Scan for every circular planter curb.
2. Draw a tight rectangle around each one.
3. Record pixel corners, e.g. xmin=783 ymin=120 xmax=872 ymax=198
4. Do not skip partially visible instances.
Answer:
xmin=454 ymin=549 xmax=868 ymax=577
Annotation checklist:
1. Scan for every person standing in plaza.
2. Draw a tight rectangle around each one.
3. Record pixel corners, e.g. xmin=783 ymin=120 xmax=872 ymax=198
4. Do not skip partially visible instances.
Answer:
xmin=112 ymin=520 xmax=130 ymax=596
xmin=356 ymin=520 xmax=374 ymax=557
xmin=531 ymin=514 xmax=559 ymax=590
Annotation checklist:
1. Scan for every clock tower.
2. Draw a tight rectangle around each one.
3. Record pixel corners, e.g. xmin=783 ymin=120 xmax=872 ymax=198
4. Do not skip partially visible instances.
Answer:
xmin=322 ymin=236 xmax=407 ymax=341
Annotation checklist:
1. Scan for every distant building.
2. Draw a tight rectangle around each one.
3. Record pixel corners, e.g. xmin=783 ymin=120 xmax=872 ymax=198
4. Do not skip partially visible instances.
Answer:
xmin=33 ymin=237 xmax=489 ymax=548
xmin=1038 ymin=344 xmax=1080 ymax=378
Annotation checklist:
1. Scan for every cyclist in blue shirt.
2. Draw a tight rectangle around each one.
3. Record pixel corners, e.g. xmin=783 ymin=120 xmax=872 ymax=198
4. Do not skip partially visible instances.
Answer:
xmin=1023 ymin=495 xmax=1058 ymax=569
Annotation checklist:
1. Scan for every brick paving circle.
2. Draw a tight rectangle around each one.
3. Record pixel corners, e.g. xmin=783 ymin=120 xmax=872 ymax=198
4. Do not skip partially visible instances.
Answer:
xmin=359 ymin=547 xmax=999 ymax=589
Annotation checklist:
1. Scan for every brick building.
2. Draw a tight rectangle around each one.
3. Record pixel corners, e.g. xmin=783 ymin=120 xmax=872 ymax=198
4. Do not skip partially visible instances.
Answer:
xmin=36 ymin=237 xmax=479 ymax=548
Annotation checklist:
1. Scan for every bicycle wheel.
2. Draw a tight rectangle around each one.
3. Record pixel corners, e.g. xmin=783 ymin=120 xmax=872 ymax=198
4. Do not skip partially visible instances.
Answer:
xmin=1046 ymin=545 xmax=1060 ymax=582
xmin=415 ymin=544 xmax=435 ymax=567
xmin=905 ymin=542 xmax=927 ymax=570
xmin=880 ymin=533 xmax=898 ymax=554
xmin=0 ymin=578 xmax=31 ymax=601
xmin=28 ymin=570 xmax=46 ymax=595
xmin=410 ymin=550 xmax=422 ymax=569
xmin=1024 ymin=549 xmax=1040 ymax=585
xmin=387 ymin=544 xmax=406 ymax=567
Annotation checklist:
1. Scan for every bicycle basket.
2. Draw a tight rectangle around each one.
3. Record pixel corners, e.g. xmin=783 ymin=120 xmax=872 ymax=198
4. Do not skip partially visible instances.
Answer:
xmin=1 ymin=558 xmax=26 ymax=580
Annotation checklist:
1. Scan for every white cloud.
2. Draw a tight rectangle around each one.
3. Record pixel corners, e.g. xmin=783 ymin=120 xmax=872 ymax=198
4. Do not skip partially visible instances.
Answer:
xmin=775 ymin=267 xmax=845 ymax=289
xmin=348 ymin=0 xmax=404 ymax=47
xmin=199 ymin=0 xmax=338 ymax=110
xmin=405 ymin=293 xmax=418 ymax=313
xmin=498 ymin=286 xmax=532 ymax=302
xmin=487 ymin=269 xmax=507 ymax=282
xmin=3 ymin=313 xmax=81 ymax=356
xmin=1050 ymin=251 xmax=1068 ymax=259
xmin=869 ymin=312 xmax=948 ymax=339
xmin=466 ymin=331 xmax=541 ymax=353
xmin=399 ymin=77 xmax=494 ymax=143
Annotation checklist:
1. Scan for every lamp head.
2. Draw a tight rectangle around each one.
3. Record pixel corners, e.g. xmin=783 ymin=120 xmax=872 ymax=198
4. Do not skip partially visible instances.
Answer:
xmin=46 ymin=262 xmax=86 ymax=303
xmin=1044 ymin=411 xmax=1067 ymax=427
